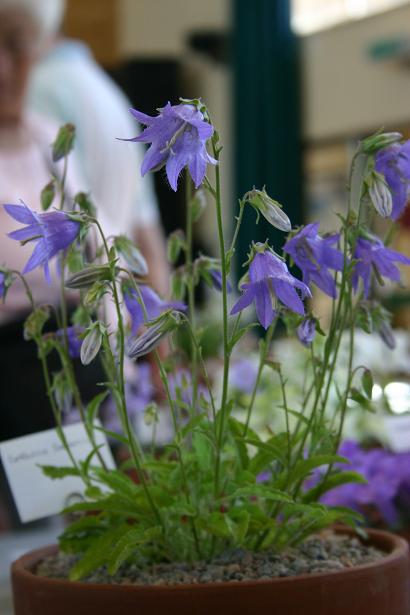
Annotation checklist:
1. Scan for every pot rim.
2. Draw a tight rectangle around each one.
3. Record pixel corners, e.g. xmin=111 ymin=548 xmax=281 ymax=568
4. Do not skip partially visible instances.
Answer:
xmin=11 ymin=527 xmax=409 ymax=594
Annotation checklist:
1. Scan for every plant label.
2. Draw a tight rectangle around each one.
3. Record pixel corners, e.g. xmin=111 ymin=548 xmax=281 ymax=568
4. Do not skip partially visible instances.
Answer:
xmin=0 ymin=421 xmax=115 ymax=522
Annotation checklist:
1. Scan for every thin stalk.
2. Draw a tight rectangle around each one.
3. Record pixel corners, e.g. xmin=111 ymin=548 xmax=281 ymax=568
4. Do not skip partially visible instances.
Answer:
xmin=243 ymin=319 xmax=277 ymax=435
xmin=184 ymin=172 xmax=198 ymax=412
xmin=212 ymin=140 xmax=232 ymax=496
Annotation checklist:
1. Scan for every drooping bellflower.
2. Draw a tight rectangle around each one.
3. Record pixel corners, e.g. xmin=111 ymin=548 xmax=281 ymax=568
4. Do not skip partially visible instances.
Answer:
xmin=124 ymin=102 xmax=217 ymax=191
xmin=297 ymin=318 xmax=316 ymax=347
xmin=124 ymin=284 xmax=186 ymax=335
xmin=4 ymin=202 xmax=80 ymax=283
xmin=352 ymin=236 xmax=410 ymax=297
xmin=284 ymin=223 xmax=344 ymax=299
xmin=0 ymin=272 xmax=5 ymax=299
xmin=56 ymin=326 xmax=84 ymax=359
xmin=375 ymin=140 xmax=410 ymax=220
xmin=230 ymin=246 xmax=311 ymax=330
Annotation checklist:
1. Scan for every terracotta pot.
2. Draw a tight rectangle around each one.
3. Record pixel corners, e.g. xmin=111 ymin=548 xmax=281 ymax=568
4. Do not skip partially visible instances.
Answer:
xmin=11 ymin=529 xmax=410 ymax=615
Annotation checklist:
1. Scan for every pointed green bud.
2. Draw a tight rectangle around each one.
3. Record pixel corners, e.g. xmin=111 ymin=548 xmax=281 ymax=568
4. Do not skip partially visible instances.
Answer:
xmin=73 ymin=192 xmax=96 ymax=217
xmin=167 ymin=230 xmax=186 ymax=264
xmin=24 ymin=306 xmax=50 ymax=341
xmin=80 ymin=323 xmax=103 ymax=365
xmin=244 ymin=188 xmax=291 ymax=232
xmin=113 ymin=235 xmax=148 ymax=276
xmin=361 ymin=131 xmax=402 ymax=155
xmin=128 ymin=311 xmax=182 ymax=359
xmin=41 ymin=180 xmax=56 ymax=211
xmin=143 ymin=402 xmax=159 ymax=426
xmin=171 ymin=268 xmax=186 ymax=300
xmin=52 ymin=123 xmax=76 ymax=162
xmin=65 ymin=265 xmax=112 ymax=289
xmin=191 ymin=189 xmax=208 ymax=222
xmin=367 ymin=172 xmax=392 ymax=218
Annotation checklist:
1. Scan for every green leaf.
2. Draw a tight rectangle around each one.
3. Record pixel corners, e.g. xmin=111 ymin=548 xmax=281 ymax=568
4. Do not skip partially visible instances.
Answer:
xmin=226 ymin=485 xmax=292 ymax=503
xmin=228 ymin=323 xmax=258 ymax=353
xmin=39 ymin=465 xmax=81 ymax=479
xmin=91 ymin=468 xmax=139 ymax=502
xmin=69 ymin=524 xmax=131 ymax=580
xmin=362 ymin=368 xmax=373 ymax=400
xmin=86 ymin=391 xmax=108 ymax=428
xmin=192 ymin=430 xmax=213 ymax=472
xmin=62 ymin=496 xmax=140 ymax=519
xmin=303 ymin=470 xmax=367 ymax=503
xmin=246 ymin=435 xmax=287 ymax=471
xmin=349 ymin=387 xmax=373 ymax=410
xmin=227 ymin=510 xmax=250 ymax=543
xmin=41 ymin=180 xmax=56 ymax=211
xmin=107 ymin=526 xmax=162 ymax=575
xmin=285 ymin=455 xmax=348 ymax=487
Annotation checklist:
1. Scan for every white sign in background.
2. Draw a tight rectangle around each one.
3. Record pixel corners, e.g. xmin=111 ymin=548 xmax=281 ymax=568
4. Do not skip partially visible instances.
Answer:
xmin=0 ymin=422 xmax=115 ymax=523
xmin=383 ymin=415 xmax=410 ymax=453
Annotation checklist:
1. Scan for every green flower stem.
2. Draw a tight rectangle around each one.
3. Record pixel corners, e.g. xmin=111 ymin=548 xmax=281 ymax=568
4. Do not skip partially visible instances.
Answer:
xmin=211 ymin=139 xmax=231 ymax=496
xmin=243 ymin=319 xmax=277 ymax=435
xmin=185 ymin=171 xmax=198 ymax=413
xmin=37 ymin=338 xmax=85 ymax=482
xmin=227 ymin=200 xmax=246 ymax=269
xmin=93 ymin=220 xmax=164 ymax=531
xmin=180 ymin=314 xmax=218 ymax=425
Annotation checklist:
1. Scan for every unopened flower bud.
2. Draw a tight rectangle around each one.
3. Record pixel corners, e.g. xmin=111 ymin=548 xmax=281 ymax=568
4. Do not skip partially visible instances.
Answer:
xmin=80 ymin=324 xmax=103 ymax=365
xmin=378 ymin=321 xmax=396 ymax=350
xmin=52 ymin=123 xmax=76 ymax=162
xmin=40 ymin=180 xmax=56 ymax=211
xmin=167 ymin=230 xmax=185 ymax=264
xmin=361 ymin=132 xmax=402 ymax=155
xmin=244 ymin=188 xmax=291 ymax=232
xmin=297 ymin=318 xmax=316 ymax=347
xmin=114 ymin=235 xmax=148 ymax=276
xmin=368 ymin=173 xmax=393 ymax=218
xmin=191 ymin=189 xmax=208 ymax=222
xmin=143 ymin=402 xmax=159 ymax=426
xmin=24 ymin=306 xmax=50 ymax=341
xmin=65 ymin=265 xmax=112 ymax=289
xmin=128 ymin=311 xmax=182 ymax=359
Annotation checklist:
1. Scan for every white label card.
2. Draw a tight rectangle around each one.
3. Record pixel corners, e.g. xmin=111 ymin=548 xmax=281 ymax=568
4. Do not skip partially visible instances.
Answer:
xmin=0 ymin=421 xmax=115 ymax=522
xmin=383 ymin=415 xmax=410 ymax=453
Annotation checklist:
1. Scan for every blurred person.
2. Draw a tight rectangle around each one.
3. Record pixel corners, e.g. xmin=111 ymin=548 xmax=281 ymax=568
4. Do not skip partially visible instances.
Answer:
xmin=0 ymin=0 xmax=166 ymax=530
xmin=27 ymin=13 xmax=169 ymax=295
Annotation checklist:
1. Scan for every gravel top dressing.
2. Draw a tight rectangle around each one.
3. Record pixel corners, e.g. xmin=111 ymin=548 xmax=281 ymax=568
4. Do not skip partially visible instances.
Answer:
xmin=35 ymin=533 xmax=384 ymax=586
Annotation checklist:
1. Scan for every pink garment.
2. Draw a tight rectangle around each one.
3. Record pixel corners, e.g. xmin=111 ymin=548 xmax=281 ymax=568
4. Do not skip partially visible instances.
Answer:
xmin=0 ymin=113 xmax=81 ymax=324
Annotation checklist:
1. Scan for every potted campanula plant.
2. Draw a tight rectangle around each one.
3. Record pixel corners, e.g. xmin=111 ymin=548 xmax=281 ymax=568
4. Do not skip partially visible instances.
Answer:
xmin=5 ymin=101 xmax=410 ymax=615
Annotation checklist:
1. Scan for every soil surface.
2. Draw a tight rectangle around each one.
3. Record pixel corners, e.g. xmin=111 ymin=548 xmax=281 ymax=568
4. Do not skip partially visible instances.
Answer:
xmin=36 ymin=533 xmax=384 ymax=586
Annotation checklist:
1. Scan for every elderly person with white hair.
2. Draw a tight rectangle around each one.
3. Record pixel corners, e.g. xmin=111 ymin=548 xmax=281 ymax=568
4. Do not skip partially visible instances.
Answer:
xmin=0 ymin=1 xmax=167 ymax=445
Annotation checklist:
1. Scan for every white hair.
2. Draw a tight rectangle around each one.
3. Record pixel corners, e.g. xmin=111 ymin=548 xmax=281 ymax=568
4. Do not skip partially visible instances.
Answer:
xmin=0 ymin=0 xmax=66 ymax=40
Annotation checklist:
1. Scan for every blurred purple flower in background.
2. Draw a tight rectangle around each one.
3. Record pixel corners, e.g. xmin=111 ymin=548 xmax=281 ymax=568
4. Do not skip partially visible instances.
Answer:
xmin=375 ymin=140 xmax=410 ymax=220
xmin=352 ymin=236 xmax=410 ymax=297
xmin=0 ymin=271 xmax=5 ymax=299
xmin=210 ymin=269 xmax=232 ymax=293
xmin=231 ymin=246 xmax=311 ymax=329
xmin=124 ymin=284 xmax=186 ymax=335
xmin=168 ymin=368 xmax=210 ymax=410
xmin=102 ymin=362 xmax=154 ymax=435
xmin=4 ymin=202 xmax=80 ymax=283
xmin=229 ymin=358 xmax=258 ymax=394
xmin=56 ymin=326 xmax=84 ymax=359
xmin=311 ymin=440 xmax=410 ymax=527
xmin=284 ymin=223 xmax=343 ymax=299
xmin=125 ymin=102 xmax=217 ymax=191
xmin=297 ymin=318 xmax=316 ymax=347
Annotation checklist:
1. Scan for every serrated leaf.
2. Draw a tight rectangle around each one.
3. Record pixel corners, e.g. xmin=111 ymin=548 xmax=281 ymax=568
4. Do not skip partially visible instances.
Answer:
xmin=303 ymin=470 xmax=367 ymax=503
xmin=226 ymin=484 xmax=292 ymax=503
xmin=107 ymin=526 xmax=161 ymax=575
xmin=69 ymin=525 xmax=131 ymax=580
xmin=286 ymin=455 xmax=348 ymax=486
xmin=39 ymin=465 xmax=81 ymax=479
xmin=86 ymin=391 xmax=108 ymax=428
xmin=228 ymin=323 xmax=258 ymax=353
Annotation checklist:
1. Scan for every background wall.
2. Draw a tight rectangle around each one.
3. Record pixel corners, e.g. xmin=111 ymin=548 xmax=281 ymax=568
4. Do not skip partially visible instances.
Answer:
xmin=302 ymin=4 xmax=410 ymax=140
